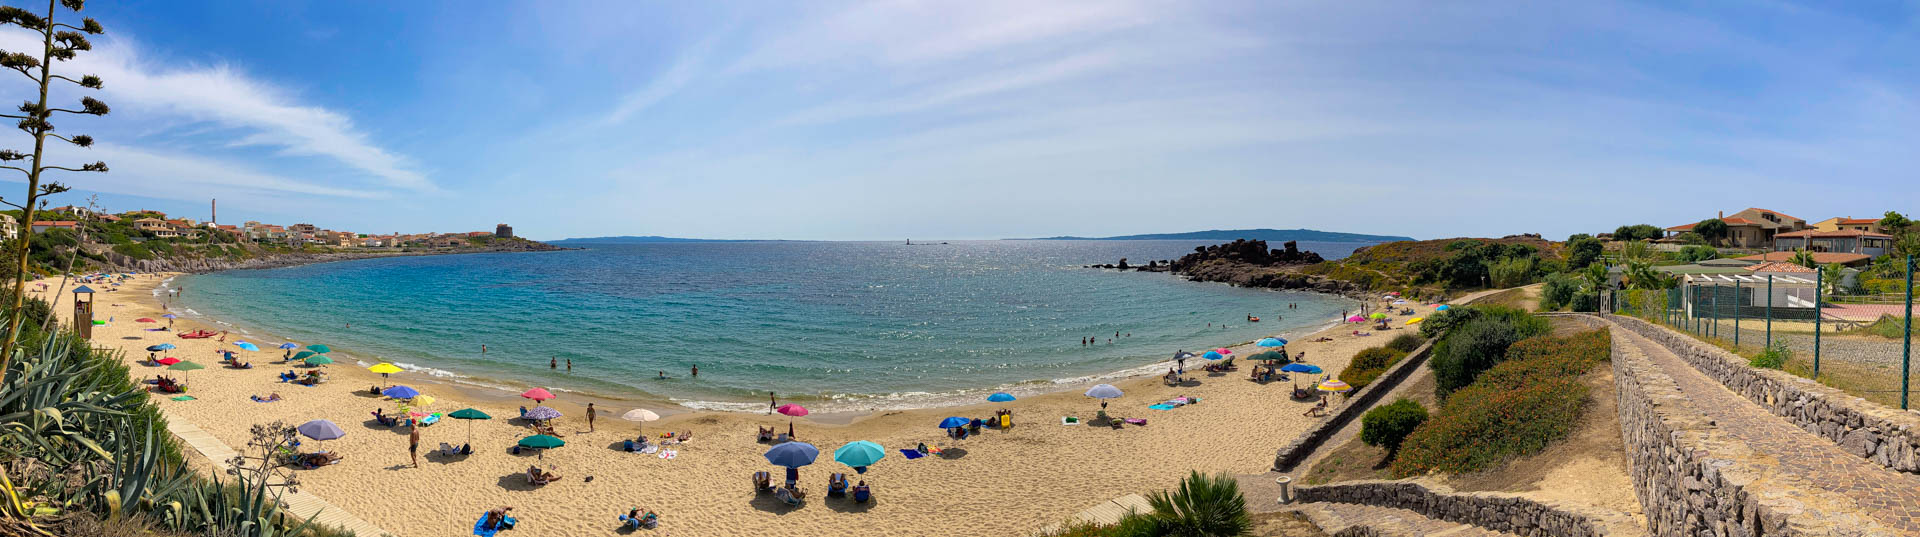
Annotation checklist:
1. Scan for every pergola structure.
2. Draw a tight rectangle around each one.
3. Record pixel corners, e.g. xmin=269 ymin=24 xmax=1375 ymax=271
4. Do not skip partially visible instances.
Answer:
xmin=1680 ymin=272 xmax=1819 ymax=320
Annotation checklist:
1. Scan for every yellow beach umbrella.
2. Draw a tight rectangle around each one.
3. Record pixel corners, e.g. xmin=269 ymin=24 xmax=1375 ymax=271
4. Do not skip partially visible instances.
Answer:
xmin=1316 ymin=380 xmax=1352 ymax=392
xmin=412 ymin=395 xmax=436 ymax=406
xmin=368 ymin=363 xmax=403 ymax=374
xmin=1406 ymin=317 xmax=1424 ymax=325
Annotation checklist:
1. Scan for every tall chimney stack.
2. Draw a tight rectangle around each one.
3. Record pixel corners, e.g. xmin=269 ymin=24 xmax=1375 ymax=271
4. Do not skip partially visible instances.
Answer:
xmin=211 ymin=198 xmax=217 ymax=225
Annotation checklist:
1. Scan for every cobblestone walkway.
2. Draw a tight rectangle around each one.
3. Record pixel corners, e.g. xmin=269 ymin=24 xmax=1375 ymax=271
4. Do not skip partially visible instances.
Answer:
xmin=1616 ymin=326 xmax=1920 ymax=534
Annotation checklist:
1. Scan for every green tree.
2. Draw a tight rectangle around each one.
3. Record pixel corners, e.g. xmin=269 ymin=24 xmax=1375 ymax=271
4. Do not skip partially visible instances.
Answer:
xmin=1673 ymin=231 xmax=1707 ymax=245
xmin=1565 ymin=235 xmax=1602 ymax=270
xmin=0 ymin=0 xmax=110 ymax=371
xmin=1624 ymin=260 xmax=1675 ymax=290
xmin=1612 ymin=224 xmax=1664 ymax=242
xmin=1788 ymin=249 xmax=1817 ymax=269
xmin=1820 ymin=263 xmax=1846 ymax=296
xmin=1676 ymin=245 xmax=1718 ymax=263
xmin=1882 ymin=211 xmax=1912 ymax=235
xmin=1361 ymin=398 xmax=1428 ymax=456
xmin=1131 ymin=471 xmax=1253 ymax=537
xmin=1693 ymin=218 xmax=1729 ymax=246
xmin=1539 ymin=272 xmax=1579 ymax=310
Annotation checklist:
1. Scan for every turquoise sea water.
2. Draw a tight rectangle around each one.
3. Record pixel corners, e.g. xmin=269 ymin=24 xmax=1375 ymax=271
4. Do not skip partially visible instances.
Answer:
xmin=172 ymin=240 xmax=1365 ymax=411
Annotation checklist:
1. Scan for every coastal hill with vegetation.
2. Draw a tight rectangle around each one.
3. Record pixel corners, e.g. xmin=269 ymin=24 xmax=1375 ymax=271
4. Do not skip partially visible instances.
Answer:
xmin=1100 ymin=235 xmax=1564 ymax=301
xmin=1019 ymin=228 xmax=1413 ymax=243
xmin=3 ymin=208 xmax=560 ymax=275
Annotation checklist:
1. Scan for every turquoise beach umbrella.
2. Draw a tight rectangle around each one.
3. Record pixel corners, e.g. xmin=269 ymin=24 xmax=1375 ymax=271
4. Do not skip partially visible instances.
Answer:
xmin=833 ymin=440 xmax=886 ymax=470
xmin=306 ymin=344 xmax=332 ymax=353
xmin=292 ymin=351 xmax=318 ymax=361
xmin=987 ymin=392 xmax=1016 ymax=402
xmin=518 ymin=434 xmax=564 ymax=449
xmin=235 ymin=341 xmax=260 ymax=352
xmin=303 ymin=355 xmax=334 ymax=366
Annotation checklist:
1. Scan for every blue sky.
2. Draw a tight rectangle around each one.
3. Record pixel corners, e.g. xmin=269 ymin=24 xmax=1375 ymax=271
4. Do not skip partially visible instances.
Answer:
xmin=2 ymin=1 xmax=1914 ymax=240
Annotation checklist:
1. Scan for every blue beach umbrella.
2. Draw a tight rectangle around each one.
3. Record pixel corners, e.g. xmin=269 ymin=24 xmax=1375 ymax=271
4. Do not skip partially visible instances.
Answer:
xmin=833 ymin=440 xmax=885 ymax=472
xmin=764 ymin=442 xmax=820 ymax=468
xmin=235 ymin=341 xmax=260 ymax=352
xmin=1435 ymin=305 xmax=1451 ymax=311
xmin=381 ymin=385 xmax=420 ymax=399
xmin=145 ymin=344 xmax=174 ymax=352
xmin=987 ymin=392 xmax=1016 ymax=403
xmin=297 ymin=419 xmax=346 ymax=442
xmin=278 ymin=343 xmax=299 ymax=350
xmin=1201 ymin=351 xmax=1224 ymax=360
xmin=1280 ymin=363 xmax=1323 ymax=374
xmin=1084 ymin=384 xmax=1123 ymax=399
xmin=161 ymin=313 xmax=177 ymax=319
xmin=1257 ymin=338 xmax=1287 ymax=347
xmin=937 ymin=416 xmax=969 ymax=429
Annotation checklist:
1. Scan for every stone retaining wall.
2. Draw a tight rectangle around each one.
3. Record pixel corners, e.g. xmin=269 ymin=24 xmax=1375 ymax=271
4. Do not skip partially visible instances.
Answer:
xmin=1600 ymin=314 xmax=1895 ymax=536
xmin=1294 ymin=480 xmax=1640 ymax=537
xmin=1609 ymin=314 xmax=1920 ymax=474
xmin=1271 ymin=340 xmax=1433 ymax=472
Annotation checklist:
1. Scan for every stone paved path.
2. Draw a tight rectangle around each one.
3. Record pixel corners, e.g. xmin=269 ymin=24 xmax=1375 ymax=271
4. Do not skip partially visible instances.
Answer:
xmin=1614 ymin=324 xmax=1920 ymax=534
xmin=1295 ymin=502 xmax=1518 ymax=536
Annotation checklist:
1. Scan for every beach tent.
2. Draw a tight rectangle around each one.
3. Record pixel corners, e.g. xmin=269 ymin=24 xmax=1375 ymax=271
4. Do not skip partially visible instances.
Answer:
xmin=620 ymin=408 xmax=660 ymax=435
xmin=834 ymin=440 xmax=885 ymax=473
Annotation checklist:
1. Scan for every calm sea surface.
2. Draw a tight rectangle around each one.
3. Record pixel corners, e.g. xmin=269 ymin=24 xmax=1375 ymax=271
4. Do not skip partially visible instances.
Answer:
xmin=173 ymin=240 xmax=1367 ymax=411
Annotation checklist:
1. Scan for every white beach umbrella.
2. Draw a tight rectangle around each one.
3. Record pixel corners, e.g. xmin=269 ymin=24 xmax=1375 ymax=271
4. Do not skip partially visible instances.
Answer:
xmin=622 ymin=408 xmax=661 ymax=435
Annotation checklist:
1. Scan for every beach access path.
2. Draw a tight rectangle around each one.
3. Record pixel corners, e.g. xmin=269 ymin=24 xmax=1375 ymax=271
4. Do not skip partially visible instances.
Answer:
xmin=163 ymin=412 xmax=393 ymax=536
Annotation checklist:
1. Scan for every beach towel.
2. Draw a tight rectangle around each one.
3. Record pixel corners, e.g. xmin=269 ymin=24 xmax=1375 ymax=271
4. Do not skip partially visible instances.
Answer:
xmin=659 ymin=449 xmax=677 ymax=460
xmin=640 ymin=445 xmax=658 ymax=454
xmin=1148 ymin=404 xmax=1176 ymax=410
xmin=898 ymin=449 xmax=925 ymax=460
xmin=472 ymin=513 xmax=516 ymax=537
xmin=1060 ymin=416 xmax=1080 ymax=425
xmin=169 ymin=395 xmax=195 ymax=401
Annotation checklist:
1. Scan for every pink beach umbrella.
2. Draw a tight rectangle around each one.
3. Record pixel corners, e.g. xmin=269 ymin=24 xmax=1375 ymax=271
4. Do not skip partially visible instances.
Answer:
xmin=776 ymin=404 xmax=809 ymax=438
xmin=520 ymin=388 xmax=555 ymax=403
xmin=1346 ymin=315 xmax=1367 ymax=323
xmin=1214 ymin=348 xmax=1233 ymax=355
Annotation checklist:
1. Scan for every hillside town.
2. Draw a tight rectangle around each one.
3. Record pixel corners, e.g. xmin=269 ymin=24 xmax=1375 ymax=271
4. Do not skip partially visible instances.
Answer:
xmin=0 ymin=201 xmax=517 ymax=249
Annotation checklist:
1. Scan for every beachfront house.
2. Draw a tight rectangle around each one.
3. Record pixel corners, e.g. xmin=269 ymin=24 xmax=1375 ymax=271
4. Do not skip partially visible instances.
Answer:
xmin=49 ymin=205 xmax=92 ymax=218
xmin=1812 ymin=216 xmax=1888 ymax=234
xmin=1771 ymin=229 xmax=1892 ymax=257
xmin=1665 ymin=208 xmax=1806 ymax=249
xmin=0 ymin=214 xmax=15 ymax=238
xmin=30 ymin=221 xmax=79 ymax=234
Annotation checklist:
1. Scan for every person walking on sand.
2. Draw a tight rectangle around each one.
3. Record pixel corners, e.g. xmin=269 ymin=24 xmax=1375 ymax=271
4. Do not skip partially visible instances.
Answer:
xmin=586 ymin=402 xmax=596 ymax=433
xmin=408 ymin=426 xmax=421 ymax=468
xmin=768 ymin=392 xmax=778 ymax=414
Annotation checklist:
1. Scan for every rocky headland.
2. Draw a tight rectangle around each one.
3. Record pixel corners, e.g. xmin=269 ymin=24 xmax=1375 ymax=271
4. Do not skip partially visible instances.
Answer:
xmin=1088 ymin=239 xmax=1368 ymax=297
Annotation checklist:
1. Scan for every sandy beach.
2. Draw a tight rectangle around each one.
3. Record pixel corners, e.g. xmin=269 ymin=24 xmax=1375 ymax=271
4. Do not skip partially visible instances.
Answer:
xmin=34 ymin=272 xmax=1423 ymax=537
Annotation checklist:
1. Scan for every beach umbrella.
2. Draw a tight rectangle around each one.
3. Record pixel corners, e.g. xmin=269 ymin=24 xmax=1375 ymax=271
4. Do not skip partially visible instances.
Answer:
xmin=1369 ymin=312 xmax=1387 ymax=320
xmin=449 ymin=408 xmax=491 ymax=445
xmin=524 ymin=406 xmax=562 ymax=421
xmin=145 ymin=344 xmax=174 ymax=352
xmin=1436 ymin=305 xmax=1451 ymax=311
xmin=304 ymin=355 xmax=334 ymax=367
xmin=412 ymin=395 xmax=436 ymax=407
xmin=1085 ymin=384 xmax=1122 ymax=399
xmin=306 ymin=344 xmax=333 ymax=353
xmin=381 ymin=385 xmax=420 ymax=399
xmin=1256 ymin=338 xmax=1286 ymax=347
xmin=517 ymin=434 xmax=565 ymax=457
xmin=1280 ymin=363 xmax=1323 ymax=374
xmin=135 ymin=318 xmax=156 ymax=323
xmin=1406 ymin=317 xmax=1424 ymax=325
xmin=775 ymin=404 xmax=808 ymax=436
xmin=520 ymin=388 xmax=555 ymax=402
xmin=154 ymin=357 xmax=180 ymax=365
xmin=1201 ymin=351 xmax=1224 ymax=360
xmin=834 ymin=440 xmax=885 ymax=472
xmin=1346 ymin=315 xmax=1366 ymax=322
xmin=296 ymin=419 xmax=346 ymax=447
xmin=369 ymin=363 xmax=403 ymax=384
xmin=278 ymin=343 xmax=298 ymax=350
xmin=764 ymin=442 xmax=819 ymax=468
xmin=987 ymin=392 xmax=1016 ymax=402
xmin=168 ymin=360 xmax=205 ymax=386
xmin=1215 ymin=348 xmax=1233 ymax=355
xmin=293 ymin=351 xmax=319 ymax=361
xmin=161 ymin=313 xmax=177 ymax=319
xmin=937 ymin=416 xmax=969 ymax=429
xmin=1387 ymin=291 xmax=1401 ymax=296
xmin=621 ymin=408 xmax=660 ymax=435
xmin=235 ymin=341 xmax=260 ymax=352
xmin=1317 ymin=380 xmax=1352 ymax=392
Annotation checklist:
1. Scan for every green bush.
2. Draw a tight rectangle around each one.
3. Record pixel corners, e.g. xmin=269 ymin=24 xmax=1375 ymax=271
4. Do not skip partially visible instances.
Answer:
xmin=1565 ymin=235 xmax=1602 ymax=271
xmin=1487 ymin=256 xmax=1537 ymax=288
xmin=1385 ymin=333 xmax=1424 ymax=353
xmin=1394 ymin=329 xmax=1610 ymax=476
xmin=1350 ymin=346 xmax=1405 ymax=371
xmin=1362 ymin=399 xmax=1428 ymax=454
xmin=1429 ymin=306 xmax=1549 ymax=397
xmin=111 ymin=242 xmax=154 ymax=260
xmin=1676 ymin=245 xmax=1719 ymax=263
xmin=1539 ymin=272 xmax=1579 ymax=311
xmin=1751 ymin=341 xmax=1789 ymax=369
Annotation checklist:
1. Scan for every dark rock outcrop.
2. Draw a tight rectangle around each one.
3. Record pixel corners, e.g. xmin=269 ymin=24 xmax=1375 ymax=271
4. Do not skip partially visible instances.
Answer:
xmin=1088 ymin=239 xmax=1367 ymax=298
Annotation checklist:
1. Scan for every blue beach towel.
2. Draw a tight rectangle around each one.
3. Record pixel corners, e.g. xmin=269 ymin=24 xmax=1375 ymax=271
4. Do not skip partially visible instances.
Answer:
xmin=898 ymin=449 xmax=925 ymax=460
xmin=1148 ymin=404 xmax=1176 ymax=410
xmin=473 ymin=513 xmax=516 ymax=536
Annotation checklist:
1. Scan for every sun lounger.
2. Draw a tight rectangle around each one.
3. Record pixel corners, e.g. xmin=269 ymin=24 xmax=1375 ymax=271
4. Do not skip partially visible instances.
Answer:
xmin=853 ymin=484 xmax=871 ymax=503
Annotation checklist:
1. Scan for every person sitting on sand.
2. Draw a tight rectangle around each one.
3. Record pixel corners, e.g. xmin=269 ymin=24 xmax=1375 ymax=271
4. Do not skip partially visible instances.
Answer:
xmin=756 ymin=426 xmax=774 ymax=442
xmin=482 ymin=507 xmax=514 ymax=530
xmin=916 ymin=442 xmax=930 ymax=455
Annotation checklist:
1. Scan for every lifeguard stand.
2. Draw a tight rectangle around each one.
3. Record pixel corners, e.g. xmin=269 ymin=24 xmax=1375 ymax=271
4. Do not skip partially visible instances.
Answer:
xmin=72 ymin=285 xmax=94 ymax=339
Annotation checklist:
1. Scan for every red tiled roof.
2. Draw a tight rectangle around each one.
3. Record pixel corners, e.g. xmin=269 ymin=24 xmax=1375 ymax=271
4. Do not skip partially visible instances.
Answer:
xmin=1838 ymin=218 xmax=1880 ymax=225
xmin=30 ymin=221 xmax=77 ymax=226
xmin=1666 ymin=223 xmax=1696 ymax=232
xmin=1735 ymin=252 xmax=1871 ymax=265
xmin=1746 ymin=208 xmax=1802 ymax=221
xmin=1720 ymin=217 xmax=1758 ymax=225
xmin=1746 ymin=261 xmax=1816 ymax=273
xmin=1775 ymin=229 xmax=1893 ymax=239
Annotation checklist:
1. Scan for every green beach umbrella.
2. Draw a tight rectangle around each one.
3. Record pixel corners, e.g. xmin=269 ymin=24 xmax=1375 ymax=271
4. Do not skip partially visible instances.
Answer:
xmin=167 ymin=360 xmax=205 ymax=387
xmin=518 ymin=434 xmax=564 ymax=458
xmin=306 ymin=344 xmax=332 ymax=354
xmin=449 ymin=408 xmax=491 ymax=445
xmin=292 ymin=351 xmax=318 ymax=361
xmin=303 ymin=355 xmax=334 ymax=367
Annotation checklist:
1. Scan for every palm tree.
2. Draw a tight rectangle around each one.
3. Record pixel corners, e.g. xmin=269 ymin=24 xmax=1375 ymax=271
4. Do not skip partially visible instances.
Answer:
xmin=1788 ymin=249 xmax=1817 ymax=269
xmin=1624 ymin=260 xmax=1675 ymax=290
xmin=1126 ymin=471 xmax=1252 ymax=537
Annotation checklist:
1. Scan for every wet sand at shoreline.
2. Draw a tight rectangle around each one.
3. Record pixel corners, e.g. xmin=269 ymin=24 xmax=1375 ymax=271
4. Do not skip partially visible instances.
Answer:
xmin=37 ymin=273 xmax=1425 ymax=536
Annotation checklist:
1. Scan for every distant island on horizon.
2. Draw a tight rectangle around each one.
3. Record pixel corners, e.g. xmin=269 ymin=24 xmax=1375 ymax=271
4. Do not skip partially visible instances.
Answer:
xmin=547 ymin=235 xmax=775 ymax=244
xmin=1012 ymin=228 xmax=1414 ymax=243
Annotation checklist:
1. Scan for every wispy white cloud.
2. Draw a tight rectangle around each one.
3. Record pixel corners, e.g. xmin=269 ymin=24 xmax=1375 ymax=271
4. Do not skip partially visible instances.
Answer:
xmin=0 ymin=29 xmax=431 ymax=194
xmin=47 ymin=143 xmax=383 ymax=203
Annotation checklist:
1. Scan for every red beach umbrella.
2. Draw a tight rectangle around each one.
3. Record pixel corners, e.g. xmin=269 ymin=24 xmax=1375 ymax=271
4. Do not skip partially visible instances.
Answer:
xmin=776 ymin=404 xmax=809 ymax=438
xmin=520 ymin=388 xmax=555 ymax=402
xmin=155 ymin=357 xmax=181 ymax=365
xmin=135 ymin=318 xmax=157 ymax=323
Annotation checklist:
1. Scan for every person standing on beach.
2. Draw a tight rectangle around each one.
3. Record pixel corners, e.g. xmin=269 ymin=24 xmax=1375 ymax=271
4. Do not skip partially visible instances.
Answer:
xmin=769 ymin=392 xmax=778 ymax=414
xmin=586 ymin=402 xmax=596 ymax=433
xmin=408 ymin=426 xmax=420 ymax=468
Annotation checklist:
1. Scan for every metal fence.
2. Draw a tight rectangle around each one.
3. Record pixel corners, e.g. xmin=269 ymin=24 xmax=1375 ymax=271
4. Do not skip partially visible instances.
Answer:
xmin=1610 ymin=255 xmax=1918 ymax=410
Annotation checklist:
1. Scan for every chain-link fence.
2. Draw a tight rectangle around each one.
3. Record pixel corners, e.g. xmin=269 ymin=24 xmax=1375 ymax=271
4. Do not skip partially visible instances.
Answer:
xmin=1610 ymin=256 xmax=1920 ymax=410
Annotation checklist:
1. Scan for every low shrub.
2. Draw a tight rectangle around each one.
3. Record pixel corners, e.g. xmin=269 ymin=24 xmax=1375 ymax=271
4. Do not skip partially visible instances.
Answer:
xmin=1340 ymin=347 xmax=1407 ymax=389
xmin=1393 ymin=329 xmax=1610 ymax=476
xmin=1751 ymin=341 xmax=1789 ymax=369
xmin=1384 ymin=333 xmax=1424 ymax=353
xmin=1361 ymin=398 xmax=1428 ymax=455
xmin=1429 ymin=306 xmax=1550 ymax=397
xmin=1539 ymin=272 xmax=1580 ymax=311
